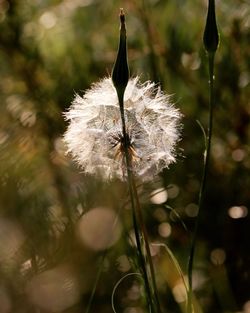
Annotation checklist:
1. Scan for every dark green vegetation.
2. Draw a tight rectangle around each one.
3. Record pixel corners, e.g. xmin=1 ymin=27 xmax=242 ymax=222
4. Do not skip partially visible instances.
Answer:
xmin=0 ymin=0 xmax=249 ymax=312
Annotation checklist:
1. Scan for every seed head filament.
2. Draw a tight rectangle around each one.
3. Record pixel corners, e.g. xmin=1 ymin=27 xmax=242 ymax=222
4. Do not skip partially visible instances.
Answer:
xmin=109 ymin=130 xmax=139 ymax=167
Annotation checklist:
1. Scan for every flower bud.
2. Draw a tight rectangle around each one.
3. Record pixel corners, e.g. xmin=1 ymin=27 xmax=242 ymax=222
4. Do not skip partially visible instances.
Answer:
xmin=112 ymin=9 xmax=130 ymax=99
xmin=203 ymin=0 xmax=219 ymax=53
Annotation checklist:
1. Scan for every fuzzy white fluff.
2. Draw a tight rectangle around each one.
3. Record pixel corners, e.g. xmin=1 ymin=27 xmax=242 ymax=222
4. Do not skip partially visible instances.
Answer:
xmin=63 ymin=77 xmax=182 ymax=181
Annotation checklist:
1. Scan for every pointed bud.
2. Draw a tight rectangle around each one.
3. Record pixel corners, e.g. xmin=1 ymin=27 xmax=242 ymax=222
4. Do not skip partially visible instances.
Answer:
xmin=112 ymin=9 xmax=130 ymax=99
xmin=203 ymin=0 xmax=219 ymax=53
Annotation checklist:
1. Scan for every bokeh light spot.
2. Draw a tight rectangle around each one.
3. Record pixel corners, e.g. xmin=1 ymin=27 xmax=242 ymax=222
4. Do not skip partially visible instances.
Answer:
xmin=153 ymin=207 xmax=167 ymax=222
xmin=212 ymin=142 xmax=225 ymax=158
xmin=158 ymin=222 xmax=171 ymax=238
xmin=150 ymin=188 xmax=168 ymax=204
xmin=149 ymin=244 xmax=160 ymax=257
xmin=127 ymin=283 xmax=141 ymax=301
xmin=228 ymin=206 xmax=248 ymax=219
xmin=116 ymin=255 xmax=131 ymax=272
xmin=185 ymin=203 xmax=199 ymax=217
xmin=192 ymin=270 xmax=208 ymax=290
xmin=20 ymin=259 xmax=32 ymax=276
xmin=243 ymin=300 xmax=250 ymax=313
xmin=232 ymin=149 xmax=245 ymax=162
xmin=167 ymin=184 xmax=179 ymax=199
xmin=39 ymin=12 xmax=57 ymax=29
xmin=239 ymin=71 xmax=250 ymax=88
xmin=210 ymin=248 xmax=226 ymax=265
xmin=26 ymin=265 xmax=81 ymax=312
xmin=20 ymin=111 xmax=36 ymax=127
xmin=172 ymin=280 xmax=187 ymax=303
xmin=181 ymin=52 xmax=201 ymax=70
xmin=6 ymin=95 xmax=22 ymax=117
xmin=76 ymin=207 xmax=121 ymax=251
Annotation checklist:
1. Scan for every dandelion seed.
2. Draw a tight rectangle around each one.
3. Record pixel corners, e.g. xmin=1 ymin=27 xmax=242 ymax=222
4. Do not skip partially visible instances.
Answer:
xmin=63 ymin=77 xmax=181 ymax=181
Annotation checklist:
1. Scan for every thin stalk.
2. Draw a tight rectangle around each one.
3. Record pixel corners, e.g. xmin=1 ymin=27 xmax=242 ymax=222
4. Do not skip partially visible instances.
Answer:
xmin=187 ymin=52 xmax=215 ymax=313
xmin=85 ymin=253 xmax=107 ymax=313
xmin=131 ymin=176 xmax=162 ymax=313
xmin=118 ymin=92 xmax=155 ymax=313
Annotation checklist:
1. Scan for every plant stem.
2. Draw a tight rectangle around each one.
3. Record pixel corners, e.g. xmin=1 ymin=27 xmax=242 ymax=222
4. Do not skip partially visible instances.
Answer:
xmin=187 ymin=52 xmax=215 ymax=313
xmin=85 ymin=253 xmax=107 ymax=313
xmin=131 ymin=176 xmax=162 ymax=313
xmin=118 ymin=92 xmax=155 ymax=313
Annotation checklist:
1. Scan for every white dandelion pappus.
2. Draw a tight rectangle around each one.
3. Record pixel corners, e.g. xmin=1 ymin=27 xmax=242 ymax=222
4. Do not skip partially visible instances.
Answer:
xmin=63 ymin=77 xmax=181 ymax=181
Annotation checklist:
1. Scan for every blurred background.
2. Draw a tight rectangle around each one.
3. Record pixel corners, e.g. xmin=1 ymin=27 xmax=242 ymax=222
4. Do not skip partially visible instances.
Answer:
xmin=0 ymin=0 xmax=249 ymax=312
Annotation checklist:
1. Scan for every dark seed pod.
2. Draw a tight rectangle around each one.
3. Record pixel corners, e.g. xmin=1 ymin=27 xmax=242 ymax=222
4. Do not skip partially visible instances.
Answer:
xmin=203 ymin=0 xmax=219 ymax=53
xmin=112 ymin=9 xmax=130 ymax=99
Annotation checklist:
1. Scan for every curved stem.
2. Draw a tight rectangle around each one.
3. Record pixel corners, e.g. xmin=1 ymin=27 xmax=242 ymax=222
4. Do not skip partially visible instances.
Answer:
xmin=112 ymin=272 xmax=142 ymax=313
xmin=187 ymin=52 xmax=215 ymax=313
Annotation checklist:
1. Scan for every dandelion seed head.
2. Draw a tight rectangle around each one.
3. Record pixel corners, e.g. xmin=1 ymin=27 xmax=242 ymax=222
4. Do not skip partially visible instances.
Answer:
xmin=63 ymin=77 xmax=181 ymax=181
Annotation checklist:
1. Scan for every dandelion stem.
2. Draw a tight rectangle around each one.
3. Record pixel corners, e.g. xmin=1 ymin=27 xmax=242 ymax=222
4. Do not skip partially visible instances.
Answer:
xmin=112 ymin=10 xmax=163 ymax=312
xmin=131 ymin=176 xmax=162 ymax=313
xmin=118 ymin=92 xmax=155 ymax=313
xmin=187 ymin=51 xmax=215 ymax=313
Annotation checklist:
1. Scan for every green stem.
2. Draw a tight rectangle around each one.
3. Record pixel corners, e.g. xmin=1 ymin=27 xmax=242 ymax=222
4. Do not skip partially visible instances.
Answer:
xmin=118 ymin=92 xmax=155 ymax=313
xmin=187 ymin=52 xmax=215 ymax=313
